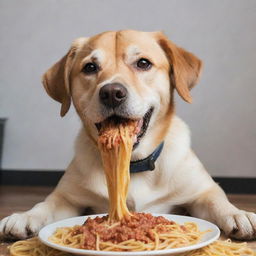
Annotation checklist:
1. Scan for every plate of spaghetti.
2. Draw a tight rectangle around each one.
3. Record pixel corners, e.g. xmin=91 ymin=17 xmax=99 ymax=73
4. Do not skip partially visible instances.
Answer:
xmin=38 ymin=117 xmax=220 ymax=255
xmin=38 ymin=213 xmax=220 ymax=255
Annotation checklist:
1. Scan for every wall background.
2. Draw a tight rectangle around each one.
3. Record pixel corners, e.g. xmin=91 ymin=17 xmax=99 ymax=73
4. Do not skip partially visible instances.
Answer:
xmin=0 ymin=0 xmax=255 ymax=177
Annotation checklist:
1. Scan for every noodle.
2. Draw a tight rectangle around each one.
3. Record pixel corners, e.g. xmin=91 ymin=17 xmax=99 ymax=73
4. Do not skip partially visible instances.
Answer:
xmin=178 ymin=239 xmax=256 ymax=256
xmin=97 ymin=119 xmax=135 ymax=222
xmin=48 ymin=219 xmax=206 ymax=251
xmin=9 ymin=237 xmax=68 ymax=256
xmin=9 ymin=237 xmax=256 ymax=256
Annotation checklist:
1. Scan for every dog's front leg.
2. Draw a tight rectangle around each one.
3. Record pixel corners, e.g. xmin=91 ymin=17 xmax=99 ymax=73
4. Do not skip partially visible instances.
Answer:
xmin=0 ymin=190 xmax=81 ymax=240
xmin=187 ymin=185 xmax=256 ymax=240
xmin=0 ymin=160 xmax=87 ymax=240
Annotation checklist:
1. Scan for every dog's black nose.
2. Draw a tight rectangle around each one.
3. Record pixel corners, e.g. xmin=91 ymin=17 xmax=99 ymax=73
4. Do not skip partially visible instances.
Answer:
xmin=99 ymin=83 xmax=127 ymax=108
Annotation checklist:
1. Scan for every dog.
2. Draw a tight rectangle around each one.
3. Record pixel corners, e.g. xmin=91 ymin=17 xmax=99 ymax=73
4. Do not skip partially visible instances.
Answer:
xmin=1 ymin=30 xmax=255 ymax=241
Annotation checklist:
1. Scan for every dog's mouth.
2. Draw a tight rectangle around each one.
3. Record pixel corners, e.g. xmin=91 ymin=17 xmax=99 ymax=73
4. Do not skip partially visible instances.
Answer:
xmin=95 ymin=107 xmax=154 ymax=149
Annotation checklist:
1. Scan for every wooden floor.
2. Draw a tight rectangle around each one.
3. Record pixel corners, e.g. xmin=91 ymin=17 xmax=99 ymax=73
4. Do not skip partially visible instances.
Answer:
xmin=0 ymin=186 xmax=255 ymax=255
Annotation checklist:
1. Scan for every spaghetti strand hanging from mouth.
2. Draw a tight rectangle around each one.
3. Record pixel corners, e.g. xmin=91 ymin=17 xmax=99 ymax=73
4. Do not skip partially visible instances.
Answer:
xmin=97 ymin=119 xmax=137 ymax=222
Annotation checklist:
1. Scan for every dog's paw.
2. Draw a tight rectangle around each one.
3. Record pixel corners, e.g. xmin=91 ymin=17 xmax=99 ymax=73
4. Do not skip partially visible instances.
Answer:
xmin=219 ymin=211 xmax=256 ymax=240
xmin=0 ymin=212 xmax=47 ymax=240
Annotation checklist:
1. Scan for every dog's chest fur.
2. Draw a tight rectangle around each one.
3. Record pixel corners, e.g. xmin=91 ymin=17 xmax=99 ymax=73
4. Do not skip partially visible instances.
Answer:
xmin=82 ymin=168 xmax=173 ymax=214
xmin=66 ymin=116 xmax=191 ymax=215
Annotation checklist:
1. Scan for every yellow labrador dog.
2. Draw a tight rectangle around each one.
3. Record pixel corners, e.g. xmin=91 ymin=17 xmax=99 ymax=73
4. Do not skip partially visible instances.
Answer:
xmin=1 ymin=30 xmax=255 ymax=240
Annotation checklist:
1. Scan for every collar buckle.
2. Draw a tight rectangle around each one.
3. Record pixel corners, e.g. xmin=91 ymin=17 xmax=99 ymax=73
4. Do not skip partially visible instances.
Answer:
xmin=148 ymin=156 xmax=155 ymax=170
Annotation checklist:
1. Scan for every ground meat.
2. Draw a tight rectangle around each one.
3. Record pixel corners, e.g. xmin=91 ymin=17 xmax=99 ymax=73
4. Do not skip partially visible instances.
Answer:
xmin=77 ymin=212 xmax=175 ymax=250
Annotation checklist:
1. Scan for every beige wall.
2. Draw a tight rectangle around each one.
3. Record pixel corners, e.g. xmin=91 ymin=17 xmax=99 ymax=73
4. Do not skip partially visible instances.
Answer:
xmin=0 ymin=0 xmax=255 ymax=177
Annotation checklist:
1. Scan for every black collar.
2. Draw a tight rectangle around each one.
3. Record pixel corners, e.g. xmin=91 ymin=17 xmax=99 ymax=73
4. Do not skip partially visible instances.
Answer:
xmin=129 ymin=142 xmax=164 ymax=173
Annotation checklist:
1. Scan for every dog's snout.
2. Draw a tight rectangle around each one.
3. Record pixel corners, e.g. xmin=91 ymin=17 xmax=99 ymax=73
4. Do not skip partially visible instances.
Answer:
xmin=99 ymin=83 xmax=127 ymax=108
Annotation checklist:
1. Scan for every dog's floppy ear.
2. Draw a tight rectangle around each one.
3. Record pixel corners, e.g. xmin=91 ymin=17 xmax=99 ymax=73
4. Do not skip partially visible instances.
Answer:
xmin=42 ymin=38 xmax=87 ymax=116
xmin=157 ymin=33 xmax=202 ymax=103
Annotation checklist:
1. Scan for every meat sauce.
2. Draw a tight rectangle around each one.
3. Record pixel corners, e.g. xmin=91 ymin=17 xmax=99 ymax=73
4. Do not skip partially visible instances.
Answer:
xmin=73 ymin=213 xmax=185 ymax=250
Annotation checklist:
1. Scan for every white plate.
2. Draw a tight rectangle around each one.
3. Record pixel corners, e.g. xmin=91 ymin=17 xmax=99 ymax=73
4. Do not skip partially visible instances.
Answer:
xmin=39 ymin=214 xmax=220 ymax=256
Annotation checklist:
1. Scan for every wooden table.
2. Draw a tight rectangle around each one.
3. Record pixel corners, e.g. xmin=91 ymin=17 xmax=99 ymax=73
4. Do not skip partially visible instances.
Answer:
xmin=0 ymin=186 xmax=256 ymax=255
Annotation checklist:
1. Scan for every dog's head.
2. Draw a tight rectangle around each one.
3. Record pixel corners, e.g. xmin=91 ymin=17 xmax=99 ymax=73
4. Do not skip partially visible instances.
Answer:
xmin=42 ymin=30 xmax=202 ymax=152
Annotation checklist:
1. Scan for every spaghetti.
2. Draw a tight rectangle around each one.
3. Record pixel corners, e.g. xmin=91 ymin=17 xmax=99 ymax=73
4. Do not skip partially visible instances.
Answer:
xmin=9 ymin=237 xmax=256 ymax=256
xmin=49 ymin=213 xmax=206 ymax=251
xmin=97 ymin=118 xmax=136 ymax=222
xmin=9 ymin=237 xmax=68 ymax=256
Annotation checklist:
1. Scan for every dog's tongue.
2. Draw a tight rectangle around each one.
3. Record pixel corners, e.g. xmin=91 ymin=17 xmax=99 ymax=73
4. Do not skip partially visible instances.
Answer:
xmin=135 ymin=119 xmax=143 ymax=134
xmin=133 ymin=119 xmax=143 ymax=143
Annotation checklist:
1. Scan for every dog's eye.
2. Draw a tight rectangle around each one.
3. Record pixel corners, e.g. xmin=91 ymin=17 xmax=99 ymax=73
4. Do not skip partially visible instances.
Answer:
xmin=136 ymin=58 xmax=152 ymax=70
xmin=82 ymin=62 xmax=99 ymax=74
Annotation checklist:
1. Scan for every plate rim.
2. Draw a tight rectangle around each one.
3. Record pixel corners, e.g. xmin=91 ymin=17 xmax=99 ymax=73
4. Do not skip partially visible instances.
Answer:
xmin=39 ymin=213 xmax=220 ymax=255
